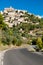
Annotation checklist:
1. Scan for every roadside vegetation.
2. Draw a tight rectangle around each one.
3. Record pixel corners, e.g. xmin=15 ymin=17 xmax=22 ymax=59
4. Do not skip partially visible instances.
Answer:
xmin=0 ymin=12 xmax=43 ymax=51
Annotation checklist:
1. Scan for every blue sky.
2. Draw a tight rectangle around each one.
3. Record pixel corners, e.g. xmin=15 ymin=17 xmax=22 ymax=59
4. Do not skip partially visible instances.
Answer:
xmin=0 ymin=0 xmax=43 ymax=16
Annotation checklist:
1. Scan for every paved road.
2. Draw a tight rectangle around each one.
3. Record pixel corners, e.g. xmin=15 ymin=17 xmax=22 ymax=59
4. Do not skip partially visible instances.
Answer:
xmin=3 ymin=48 xmax=43 ymax=65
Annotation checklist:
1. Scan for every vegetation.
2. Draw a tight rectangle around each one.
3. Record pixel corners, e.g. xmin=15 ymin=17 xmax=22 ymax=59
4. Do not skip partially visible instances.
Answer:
xmin=32 ymin=37 xmax=43 ymax=49
xmin=0 ymin=12 xmax=43 ymax=50
xmin=36 ymin=37 xmax=43 ymax=49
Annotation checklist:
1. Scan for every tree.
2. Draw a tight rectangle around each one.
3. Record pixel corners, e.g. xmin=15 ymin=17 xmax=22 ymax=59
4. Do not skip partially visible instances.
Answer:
xmin=0 ymin=13 xmax=4 ymax=23
xmin=0 ymin=13 xmax=4 ymax=28
xmin=36 ymin=37 xmax=43 ymax=49
xmin=0 ymin=13 xmax=8 ymax=30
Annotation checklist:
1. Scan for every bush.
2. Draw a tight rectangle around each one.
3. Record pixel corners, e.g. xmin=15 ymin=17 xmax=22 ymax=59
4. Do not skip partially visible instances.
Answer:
xmin=36 ymin=37 xmax=43 ymax=49
xmin=27 ymin=40 xmax=31 ymax=45
xmin=32 ymin=39 xmax=37 ymax=45
xmin=1 ymin=37 xmax=7 ymax=45
xmin=2 ymin=37 xmax=10 ymax=45
xmin=12 ymin=37 xmax=17 ymax=45
xmin=16 ymin=39 xmax=22 ymax=46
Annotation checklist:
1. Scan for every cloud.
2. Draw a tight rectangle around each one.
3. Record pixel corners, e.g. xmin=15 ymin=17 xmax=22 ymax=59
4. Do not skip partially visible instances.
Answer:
xmin=36 ymin=15 xmax=42 ymax=18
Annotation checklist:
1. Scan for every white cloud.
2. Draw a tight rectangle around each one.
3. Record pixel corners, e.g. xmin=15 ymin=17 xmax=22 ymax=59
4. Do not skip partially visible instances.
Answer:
xmin=36 ymin=15 xmax=42 ymax=18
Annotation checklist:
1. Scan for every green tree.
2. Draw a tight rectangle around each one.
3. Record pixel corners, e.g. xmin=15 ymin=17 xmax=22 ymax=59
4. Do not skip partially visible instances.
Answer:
xmin=36 ymin=37 xmax=43 ymax=49
xmin=0 ymin=13 xmax=4 ymax=28
xmin=0 ymin=13 xmax=8 ymax=30
xmin=0 ymin=13 xmax=4 ymax=23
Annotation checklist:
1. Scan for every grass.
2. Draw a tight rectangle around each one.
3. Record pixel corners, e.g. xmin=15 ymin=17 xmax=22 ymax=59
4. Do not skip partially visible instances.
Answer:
xmin=0 ymin=43 xmax=35 ymax=52
xmin=0 ymin=44 xmax=9 ymax=51
xmin=0 ymin=44 xmax=28 ymax=51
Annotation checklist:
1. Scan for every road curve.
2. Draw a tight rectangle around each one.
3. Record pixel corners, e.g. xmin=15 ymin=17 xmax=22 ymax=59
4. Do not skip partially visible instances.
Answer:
xmin=3 ymin=48 xmax=43 ymax=65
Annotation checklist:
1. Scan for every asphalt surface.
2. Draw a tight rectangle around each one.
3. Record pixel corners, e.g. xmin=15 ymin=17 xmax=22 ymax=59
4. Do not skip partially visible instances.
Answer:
xmin=3 ymin=48 xmax=43 ymax=65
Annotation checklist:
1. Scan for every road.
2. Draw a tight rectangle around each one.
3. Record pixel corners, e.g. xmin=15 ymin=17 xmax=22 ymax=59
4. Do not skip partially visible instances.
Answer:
xmin=3 ymin=48 xmax=43 ymax=65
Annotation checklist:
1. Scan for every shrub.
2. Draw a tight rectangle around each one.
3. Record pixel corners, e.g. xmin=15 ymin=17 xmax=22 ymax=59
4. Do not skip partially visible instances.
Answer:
xmin=32 ymin=39 xmax=37 ymax=45
xmin=27 ymin=40 xmax=31 ymax=45
xmin=36 ymin=37 xmax=43 ymax=49
xmin=16 ymin=39 xmax=22 ymax=46
xmin=12 ymin=37 xmax=17 ymax=45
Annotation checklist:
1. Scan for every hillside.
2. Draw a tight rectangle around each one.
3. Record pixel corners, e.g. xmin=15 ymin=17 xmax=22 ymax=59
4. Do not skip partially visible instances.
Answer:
xmin=0 ymin=7 xmax=43 ymax=49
